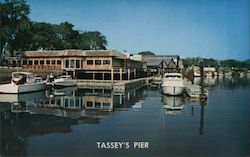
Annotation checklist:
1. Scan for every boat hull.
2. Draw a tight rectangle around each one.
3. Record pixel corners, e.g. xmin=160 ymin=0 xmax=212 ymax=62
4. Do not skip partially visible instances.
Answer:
xmin=162 ymin=86 xmax=184 ymax=96
xmin=54 ymin=80 xmax=77 ymax=87
xmin=0 ymin=82 xmax=45 ymax=94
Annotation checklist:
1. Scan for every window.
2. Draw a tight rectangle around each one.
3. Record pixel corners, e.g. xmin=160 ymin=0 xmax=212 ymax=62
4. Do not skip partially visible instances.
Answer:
xmin=95 ymin=60 xmax=101 ymax=65
xmin=76 ymin=60 xmax=80 ymax=68
xmin=95 ymin=102 xmax=101 ymax=108
xmin=87 ymin=60 xmax=93 ymax=65
xmin=34 ymin=60 xmax=39 ymax=65
xmin=70 ymin=60 xmax=74 ymax=68
xmin=103 ymin=60 xmax=110 ymax=65
xmin=46 ymin=60 xmax=50 ymax=65
xmin=65 ymin=60 xmax=69 ymax=68
xmin=40 ymin=60 xmax=44 ymax=65
xmin=28 ymin=60 xmax=33 ymax=65
xmin=57 ymin=60 xmax=61 ymax=65
xmin=52 ymin=60 xmax=56 ymax=65
xmin=23 ymin=60 xmax=27 ymax=65
xmin=86 ymin=101 xmax=93 ymax=107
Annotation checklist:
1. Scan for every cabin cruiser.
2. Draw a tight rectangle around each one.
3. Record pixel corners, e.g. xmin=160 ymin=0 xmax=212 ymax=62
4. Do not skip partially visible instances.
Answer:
xmin=161 ymin=73 xmax=185 ymax=96
xmin=53 ymin=75 xmax=77 ymax=88
xmin=0 ymin=72 xmax=45 ymax=94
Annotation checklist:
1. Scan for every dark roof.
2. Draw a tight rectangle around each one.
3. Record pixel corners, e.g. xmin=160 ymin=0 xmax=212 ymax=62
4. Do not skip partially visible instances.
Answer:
xmin=24 ymin=49 xmax=127 ymax=59
xmin=142 ymin=55 xmax=180 ymax=66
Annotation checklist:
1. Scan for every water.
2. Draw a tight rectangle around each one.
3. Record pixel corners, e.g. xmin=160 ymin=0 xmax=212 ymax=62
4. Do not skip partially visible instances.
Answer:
xmin=1 ymin=77 xmax=250 ymax=157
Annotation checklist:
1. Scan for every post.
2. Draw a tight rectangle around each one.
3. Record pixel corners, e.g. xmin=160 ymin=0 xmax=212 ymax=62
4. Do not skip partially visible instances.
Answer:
xmin=111 ymin=68 xmax=114 ymax=84
xmin=128 ymin=69 xmax=130 ymax=80
xmin=120 ymin=68 xmax=122 ymax=81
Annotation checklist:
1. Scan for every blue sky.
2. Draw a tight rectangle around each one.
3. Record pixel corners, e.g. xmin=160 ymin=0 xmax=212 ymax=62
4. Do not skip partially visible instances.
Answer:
xmin=27 ymin=0 xmax=249 ymax=60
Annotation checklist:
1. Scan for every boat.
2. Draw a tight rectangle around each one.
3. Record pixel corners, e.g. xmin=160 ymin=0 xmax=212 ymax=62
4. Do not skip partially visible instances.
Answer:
xmin=152 ymin=75 xmax=162 ymax=85
xmin=161 ymin=73 xmax=185 ymax=96
xmin=185 ymin=84 xmax=208 ymax=100
xmin=194 ymin=71 xmax=201 ymax=77
xmin=53 ymin=75 xmax=77 ymax=88
xmin=0 ymin=72 xmax=45 ymax=94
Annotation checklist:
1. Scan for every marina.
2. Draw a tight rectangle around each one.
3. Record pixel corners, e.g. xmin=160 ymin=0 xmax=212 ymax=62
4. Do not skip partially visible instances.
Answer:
xmin=0 ymin=76 xmax=249 ymax=157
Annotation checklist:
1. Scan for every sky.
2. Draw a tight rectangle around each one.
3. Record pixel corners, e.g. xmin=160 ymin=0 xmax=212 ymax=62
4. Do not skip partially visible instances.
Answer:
xmin=27 ymin=0 xmax=250 ymax=60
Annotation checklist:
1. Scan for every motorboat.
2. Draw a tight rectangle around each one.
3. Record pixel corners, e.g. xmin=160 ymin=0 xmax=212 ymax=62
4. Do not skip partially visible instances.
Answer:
xmin=0 ymin=72 xmax=45 ymax=94
xmin=194 ymin=71 xmax=201 ymax=77
xmin=161 ymin=73 xmax=185 ymax=96
xmin=53 ymin=75 xmax=77 ymax=88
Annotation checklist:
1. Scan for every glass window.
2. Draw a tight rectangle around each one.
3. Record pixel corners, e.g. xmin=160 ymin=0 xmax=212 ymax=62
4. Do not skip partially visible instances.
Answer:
xmin=70 ymin=60 xmax=75 ymax=68
xmin=103 ymin=60 xmax=110 ymax=65
xmin=57 ymin=60 xmax=61 ymax=65
xmin=23 ymin=60 xmax=27 ymax=65
xmin=65 ymin=60 xmax=69 ymax=68
xmin=87 ymin=60 xmax=93 ymax=65
xmin=28 ymin=60 xmax=33 ymax=65
xmin=95 ymin=60 xmax=101 ymax=65
xmin=87 ymin=101 xmax=93 ymax=107
xmin=95 ymin=102 xmax=101 ymax=108
xmin=34 ymin=60 xmax=39 ymax=65
xmin=76 ymin=60 xmax=80 ymax=68
xmin=46 ymin=60 xmax=50 ymax=65
xmin=40 ymin=60 xmax=44 ymax=65
xmin=52 ymin=60 xmax=56 ymax=65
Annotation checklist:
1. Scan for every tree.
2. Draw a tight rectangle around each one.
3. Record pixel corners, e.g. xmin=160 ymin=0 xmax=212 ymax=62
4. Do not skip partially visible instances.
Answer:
xmin=0 ymin=0 xmax=31 ymax=57
xmin=138 ymin=51 xmax=155 ymax=56
xmin=78 ymin=31 xmax=107 ymax=50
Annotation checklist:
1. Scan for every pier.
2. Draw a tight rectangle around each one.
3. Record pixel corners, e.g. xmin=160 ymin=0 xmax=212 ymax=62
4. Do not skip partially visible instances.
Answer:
xmin=77 ymin=77 xmax=153 ymax=93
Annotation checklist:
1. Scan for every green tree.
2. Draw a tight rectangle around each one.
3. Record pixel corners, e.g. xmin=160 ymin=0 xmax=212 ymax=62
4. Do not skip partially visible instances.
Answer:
xmin=138 ymin=51 xmax=155 ymax=56
xmin=0 ymin=0 xmax=31 ymax=57
xmin=78 ymin=31 xmax=107 ymax=50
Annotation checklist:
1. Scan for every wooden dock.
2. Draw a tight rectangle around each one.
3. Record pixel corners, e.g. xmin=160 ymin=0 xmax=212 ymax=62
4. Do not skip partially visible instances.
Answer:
xmin=76 ymin=77 xmax=153 ymax=92
xmin=184 ymin=79 xmax=208 ymax=100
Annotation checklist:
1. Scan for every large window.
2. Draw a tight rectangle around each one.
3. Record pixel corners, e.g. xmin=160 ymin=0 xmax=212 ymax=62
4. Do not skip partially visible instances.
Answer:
xmin=70 ymin=60 xmax=75 ymax=68
xmin=34 ymin=60 xmax=39 ymax=65
xmin=95 ymin=60 xmax=101 ymax=65
xmin=23 ymin=60 xmax=27 ymax=65
xmin=40 ymin=60 xmax=44 ymax=65
xmin=28 ymin=60 xmax=33 ymax=65
xmin=87 ymin=60 xmax=93 ymax=65
xmin=52 ymin=60 xmax=56 ymax=65
xmin=76 ymin=60 xmax=80 ymax=68
xmin=65 ymin=60 xmax=69 ymax=68
xmin=57 ymin=60 xmax=61 ymax=65
xmin=46 ymin=60 xmax=50 ymax=65
xmin=103 ymin=60 xmax=110 ymax=65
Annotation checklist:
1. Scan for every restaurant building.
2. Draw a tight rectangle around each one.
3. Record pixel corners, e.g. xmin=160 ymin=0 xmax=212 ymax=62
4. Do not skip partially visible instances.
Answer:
xmin=19 ymin=49 xmax=144 ymax=80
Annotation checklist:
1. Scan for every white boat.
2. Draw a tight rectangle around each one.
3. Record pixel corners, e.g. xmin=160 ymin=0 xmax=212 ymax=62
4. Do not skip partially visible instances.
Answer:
xmin=0 ymin=72 xmax=45 ymax=94
xmin=161 ymin=73 xmax=185 ymax=96
xmin=194 ymin=71 xmax=201 ymax=77
xmin=54 ymin=75 xmax=77 ymax=87
xmin=185 ymin=84 xmax=208 ymax=99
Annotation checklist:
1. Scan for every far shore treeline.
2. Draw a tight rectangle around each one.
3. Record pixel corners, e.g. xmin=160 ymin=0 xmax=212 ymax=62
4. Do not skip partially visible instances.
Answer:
xmin=0 ymin=0 xmax=249 ymax=70
xmin=0 ymin=0 xmax=107 ymax=59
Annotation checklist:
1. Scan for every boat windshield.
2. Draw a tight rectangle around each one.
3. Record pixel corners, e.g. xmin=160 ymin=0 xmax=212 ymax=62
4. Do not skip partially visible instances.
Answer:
xmin=165 ymin=75 xmax=181 ymax=78
xmin=59 ymin=75 xmax=71 ymax=79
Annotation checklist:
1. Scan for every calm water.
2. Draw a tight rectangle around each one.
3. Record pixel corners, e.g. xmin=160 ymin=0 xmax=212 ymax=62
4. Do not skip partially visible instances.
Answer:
xmin=0 ymin=77 xmax=250 ymax=157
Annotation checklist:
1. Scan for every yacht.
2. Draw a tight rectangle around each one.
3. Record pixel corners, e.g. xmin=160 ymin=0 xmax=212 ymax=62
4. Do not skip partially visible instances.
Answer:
xmin=161 ymin=73 xmax=185 ymax=96
xmin=53 ymin=75 xmax=77 ymax=88
xmin=0 ymin=72 xmax=45 ymax=94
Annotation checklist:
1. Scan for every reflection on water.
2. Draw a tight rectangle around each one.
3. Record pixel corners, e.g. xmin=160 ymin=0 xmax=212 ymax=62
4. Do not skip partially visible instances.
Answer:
xmin=161 ymin=95 xmax=187 ymax=115
xmin=1 ymin=77 xmax=250 ymax=157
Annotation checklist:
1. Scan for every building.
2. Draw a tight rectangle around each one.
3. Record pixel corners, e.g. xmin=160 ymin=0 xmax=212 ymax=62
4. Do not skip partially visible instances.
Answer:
xmin=142 ymin=55 xmax=182 ymax=76
xmin=16 ymin=49 xmax=144 ymax=81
